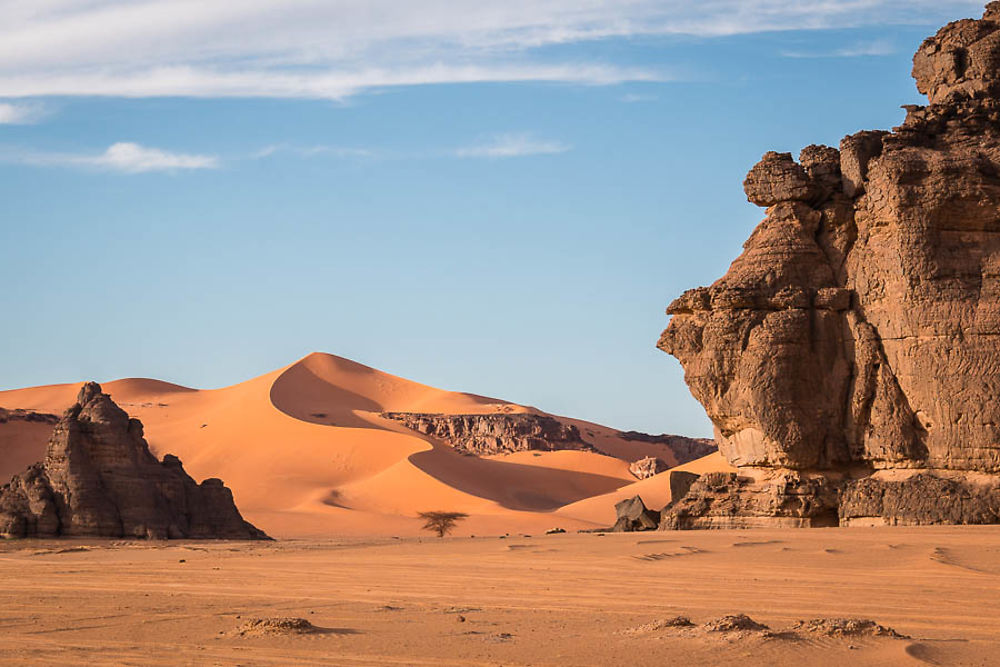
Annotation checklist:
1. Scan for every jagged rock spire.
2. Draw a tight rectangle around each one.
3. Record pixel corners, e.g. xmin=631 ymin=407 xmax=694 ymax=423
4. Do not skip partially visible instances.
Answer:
xmin=0 ymin=382 xmax=268 ymax=540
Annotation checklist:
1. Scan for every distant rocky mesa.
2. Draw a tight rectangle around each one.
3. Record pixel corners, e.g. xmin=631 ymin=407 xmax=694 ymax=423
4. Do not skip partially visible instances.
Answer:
xmin=618 ymin=431 xmax=717 ymax=467
xmin=0 ymin=408 xmax=58 ymax=425
xmin=657 ymin=3 xmax=1000 ymax=527
xmin=380 ymin=412 xmax=716 ymax=472
xmin=0 ymin=383 xmax=268 ymax=540
xmin=380 ymin=412 xmax=592 ymax=455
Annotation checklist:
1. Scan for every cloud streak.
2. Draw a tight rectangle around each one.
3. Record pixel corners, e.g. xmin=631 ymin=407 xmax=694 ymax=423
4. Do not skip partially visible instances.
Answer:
xmin=252 ymin=144 xmax=376 ymax=159
xmin=455 ymin=133 xmax=571 ymax=159
xmin=0 ymin=1 xmax=982 ymax=100
xmin=3 ymin=142 xmax=220 ymax=172
xmin=782 ymin=39 xmax=896 ymax=58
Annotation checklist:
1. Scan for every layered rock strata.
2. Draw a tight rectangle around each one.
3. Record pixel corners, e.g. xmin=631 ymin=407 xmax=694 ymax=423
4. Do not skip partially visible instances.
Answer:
xmin=0 ymin=408 xmax=58 ymax=425
xmin=0 ymin=383 xmax=268 ymax=539
xmin=381 ymin=412 xmax=717 ymax=468
xmin=658 ymin=3 xmax=1000 ymax=527
xmin=380 ymin=412 xmax=592 ymax=455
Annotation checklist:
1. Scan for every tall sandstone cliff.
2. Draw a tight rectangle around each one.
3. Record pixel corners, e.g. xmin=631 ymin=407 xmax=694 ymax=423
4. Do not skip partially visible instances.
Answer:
xmin=0 ymin=383 xmax=268 ymax=539
xmin=658 ymin=3 xmax=1000 ymax=527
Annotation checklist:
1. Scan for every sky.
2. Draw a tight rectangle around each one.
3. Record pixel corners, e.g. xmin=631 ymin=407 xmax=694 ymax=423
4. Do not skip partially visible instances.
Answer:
xmin=0 ymin=0 xmax=987 ymax=437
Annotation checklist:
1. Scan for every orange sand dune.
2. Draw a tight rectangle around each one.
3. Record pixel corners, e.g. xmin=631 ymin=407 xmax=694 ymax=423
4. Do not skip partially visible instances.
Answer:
xmin=0 ymin=352 xmax=706 ymax=538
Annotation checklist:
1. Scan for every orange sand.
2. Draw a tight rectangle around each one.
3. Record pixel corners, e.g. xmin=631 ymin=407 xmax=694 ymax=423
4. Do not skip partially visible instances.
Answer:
xmin=1 ymin=528 xmax=997 ymax=665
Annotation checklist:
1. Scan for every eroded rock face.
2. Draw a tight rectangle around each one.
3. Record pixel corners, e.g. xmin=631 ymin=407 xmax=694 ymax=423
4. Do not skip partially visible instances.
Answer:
xmin=0 ymin=383 xmax=268 ymax=539
xmin=660 ymin=471 xmax=840 ymax=529
xmin=840 ymin=474 xmax=1000 ymax=526
xmin=658 ymin=3 xmax=1000 ymax=527
xmin=380 ymin=412 xmax=591 ymax=455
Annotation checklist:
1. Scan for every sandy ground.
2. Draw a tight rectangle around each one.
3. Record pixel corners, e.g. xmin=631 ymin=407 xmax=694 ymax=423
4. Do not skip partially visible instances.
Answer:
xmin=0 ymin=527 xmax=997 ymax=666
xmin=0 ymin=352 xmax=732 ymax=538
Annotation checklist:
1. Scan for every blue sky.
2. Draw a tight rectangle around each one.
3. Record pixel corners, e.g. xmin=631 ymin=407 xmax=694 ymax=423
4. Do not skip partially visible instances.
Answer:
xmin=0 ymin=1 xmax=985 ymax=437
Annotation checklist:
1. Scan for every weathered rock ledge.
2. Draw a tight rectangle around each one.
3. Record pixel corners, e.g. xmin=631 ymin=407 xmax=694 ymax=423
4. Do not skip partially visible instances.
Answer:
xmin=657 ymin=3 xmax=1000 ymax=527
xmin=0 ymin=383 xmax=268 ymax=540
xmin=380 ymin=412 xmax=592 ymax=455
xmin=0 ymin=408 xmax=58 ymax=425
xmin=380 ymin=413 xmax=717 ymax=469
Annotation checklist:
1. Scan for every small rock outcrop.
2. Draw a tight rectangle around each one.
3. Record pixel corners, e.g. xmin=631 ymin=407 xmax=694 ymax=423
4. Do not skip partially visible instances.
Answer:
xmin=235 ymin=618 xmax=319 ymax=637
xmin=629 ymin=456 xmax=668 ymax=480
xmin=0 ymin=383 xmax=268 ymax=539
xmin=703 ymin=615 xmax=770 ymax=634
xmin=658 ymin=3 xmax=1000 ymax=527
xmin=380 ymin=412 xmax=592 ymax=455
xmin=791 ymin=618 xmax=905 ymax=638
xmin=612 ymin=495 xmax=660 ymax=532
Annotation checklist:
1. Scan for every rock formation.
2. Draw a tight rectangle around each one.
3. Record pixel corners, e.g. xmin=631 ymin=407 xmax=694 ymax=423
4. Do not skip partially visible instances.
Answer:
xmin=380 ymin=412 xmax=592 ymax=455
xmin=0 ymin=383 xmax=269 ymax=539
xmin=658 ymin=3 xmax=1000 ymax=527
xmin=629 ymin=456 xmax=668 ymax=480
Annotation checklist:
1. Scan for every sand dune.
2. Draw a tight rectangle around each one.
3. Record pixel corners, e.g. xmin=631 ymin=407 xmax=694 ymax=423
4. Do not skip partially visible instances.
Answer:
xmin=0 ymin=352 xmax=707 ymax=538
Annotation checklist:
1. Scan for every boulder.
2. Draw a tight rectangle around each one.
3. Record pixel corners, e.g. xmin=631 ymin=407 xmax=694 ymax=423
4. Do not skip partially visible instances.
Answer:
xmin=612 ymin=495 xmax=660 ymax=532
xmin=0 ymin=383 xmax=268 ymax=540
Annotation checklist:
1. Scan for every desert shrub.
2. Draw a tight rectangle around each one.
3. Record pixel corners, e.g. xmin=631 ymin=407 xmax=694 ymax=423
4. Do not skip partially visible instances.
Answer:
xmin=417 ymin=511 xmax=469 ymax=537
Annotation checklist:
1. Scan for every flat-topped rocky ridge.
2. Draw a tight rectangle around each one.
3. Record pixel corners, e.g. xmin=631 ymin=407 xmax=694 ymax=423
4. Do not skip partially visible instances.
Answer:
xmin=380 ymin=412 xmax=715 ymax=472
xmin=658 ymin=2 xmax=1000 ymax=527
xmin=0 ymin=408 xmax=58 ymax=425
xmin=0 ymin=382 xmax=268 ymax=540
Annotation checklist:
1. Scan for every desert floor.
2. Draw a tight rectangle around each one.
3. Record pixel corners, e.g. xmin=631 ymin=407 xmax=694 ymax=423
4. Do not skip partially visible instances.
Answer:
xmin=1 ymin=527 xmax=997 ymax=666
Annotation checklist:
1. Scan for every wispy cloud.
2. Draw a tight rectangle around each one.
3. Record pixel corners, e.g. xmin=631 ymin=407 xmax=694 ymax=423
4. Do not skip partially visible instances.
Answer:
xmin=252 ymin=144 xmax=376 ymax=159
xmin=782 ymin=38 xmax=896 ymax=58
xmin=620 ymin=93 xmax=659 ymax=103
xmin=0 ymin=101 xmax=47 ymax=124
xmin=455 ymin=133 xmax=570 ymax=159
xmin=2 ymin=142 xmax=219 ymax=173
xmin=0 ymin=1 xmax=981 ymax=101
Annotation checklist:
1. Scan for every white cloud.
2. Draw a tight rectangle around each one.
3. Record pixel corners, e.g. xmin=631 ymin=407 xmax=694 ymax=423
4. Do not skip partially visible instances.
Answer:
xmin=4 ymin=142 xmax=219 ymax=172
xmin=455 ymin=133 xmax=570 ymax=159
xmin=0 ymin=1 xmax=981 ymax=100
xmin=0 ymin=101 xmax=47 ymax=124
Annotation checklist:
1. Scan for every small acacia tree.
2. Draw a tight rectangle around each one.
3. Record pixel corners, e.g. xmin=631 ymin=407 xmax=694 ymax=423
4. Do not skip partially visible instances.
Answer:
xmin=417 ymin=511 xmax=469 ymax=537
